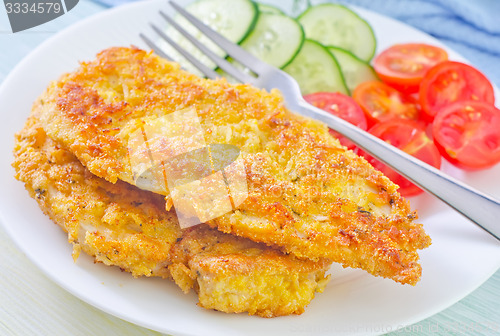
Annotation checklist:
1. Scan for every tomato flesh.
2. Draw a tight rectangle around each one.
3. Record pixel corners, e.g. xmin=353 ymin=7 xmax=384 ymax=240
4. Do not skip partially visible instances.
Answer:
xmin=353 ymin=81 xmax=421 ymax=126
xmin=360 ymin=119 xmax=441 ymax=196
xmin=374 ymin=43 xmax=448 ymax=93
xmin=304 ymin=92 xmax=367 ymax=150
xmin=419 ymin=61 xmax=495 ymax=121
xmin=433 ymin=100 xmax=500 ymax=170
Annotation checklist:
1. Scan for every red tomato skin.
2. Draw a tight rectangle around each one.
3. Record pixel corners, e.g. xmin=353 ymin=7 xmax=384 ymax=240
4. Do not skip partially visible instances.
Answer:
xmin=352 ymin=81 xmax=422 ymax=127
xmin=374 ymin=43 xmax=448 ymax=94
xmin=433 ymin=100 xmax=500 ymax=170
xmin=303 ymin=92 xmax=367 ymax=150
xmin=360 ymin=119 xmax=441 ymax=197
xmin=419 ymin=61 xmax=495 ymax=121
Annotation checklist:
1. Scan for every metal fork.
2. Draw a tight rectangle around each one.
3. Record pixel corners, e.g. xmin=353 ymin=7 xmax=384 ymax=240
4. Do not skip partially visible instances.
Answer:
xmin=140 ymin=0 xmax=500 ymax=241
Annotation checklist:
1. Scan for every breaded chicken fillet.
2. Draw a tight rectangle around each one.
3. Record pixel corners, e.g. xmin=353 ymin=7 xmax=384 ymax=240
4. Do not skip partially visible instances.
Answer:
xmin=13 ymin=109 xmax=331 ymax=317
xmin=36 ymin=47 xmax=430 ymax=285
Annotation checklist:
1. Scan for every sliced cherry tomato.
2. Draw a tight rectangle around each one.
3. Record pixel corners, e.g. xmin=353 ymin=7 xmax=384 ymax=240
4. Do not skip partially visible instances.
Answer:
xmin=419 ymin=61 xmax=495 ymax=121
xmin=352 ymin=81 xmax=421 ymax=126
xmin=433 ymin=100 xmax=500 ymax=170
xmin=360 ymin=119 xmax=441 ymax=197
xmin=304 ymin=92 xmax=367 ymax=150
xmin=374 ymin=43 xmax=448 ymax=93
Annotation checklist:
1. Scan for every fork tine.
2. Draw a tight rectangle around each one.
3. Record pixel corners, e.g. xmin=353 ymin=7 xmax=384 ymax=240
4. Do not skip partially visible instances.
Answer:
xmin=139 ymin=33 xmax=174 ymax=62
xmin=149 ymin=23 xmax=219 ymax=79
xmin=158 ymin=10 xmax=256 ymax=85
xmin=168 ymin=0 xmax=269 ymax=75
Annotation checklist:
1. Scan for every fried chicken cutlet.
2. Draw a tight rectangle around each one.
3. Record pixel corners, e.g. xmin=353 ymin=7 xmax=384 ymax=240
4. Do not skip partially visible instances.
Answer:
xmin=36 ymin=47 xmax=431 ymax=285
xmin=13 ymin=109 xmax=331 ymax=317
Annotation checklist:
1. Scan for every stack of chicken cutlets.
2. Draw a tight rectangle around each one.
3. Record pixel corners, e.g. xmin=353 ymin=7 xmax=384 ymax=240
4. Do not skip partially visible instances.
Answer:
xmin=13 ymin=47 xmax=431 ymax=317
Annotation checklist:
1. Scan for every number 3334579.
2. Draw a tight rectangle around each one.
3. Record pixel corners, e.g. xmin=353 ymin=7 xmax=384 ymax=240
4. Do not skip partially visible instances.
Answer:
xmin=5 ymin=2 xmax=62 ymax=14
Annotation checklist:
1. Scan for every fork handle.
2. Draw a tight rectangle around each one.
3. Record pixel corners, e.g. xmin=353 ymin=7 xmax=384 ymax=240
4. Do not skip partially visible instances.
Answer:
xmin=296 ymin=99 xmax=500 ymax=241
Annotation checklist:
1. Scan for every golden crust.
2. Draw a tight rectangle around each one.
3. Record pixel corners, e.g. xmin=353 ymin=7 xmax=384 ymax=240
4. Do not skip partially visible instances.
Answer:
xmin=13 ymin=109 xmax=331 ymax=317
xmin=36 ymin=47 xmax=430 ymax=285
xmin=171 ymin=226 xmax=330 ymax=317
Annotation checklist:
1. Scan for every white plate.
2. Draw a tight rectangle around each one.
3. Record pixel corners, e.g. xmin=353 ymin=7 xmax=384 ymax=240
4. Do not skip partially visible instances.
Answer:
xmin=1 ymin=1 xmax=499 ymax=335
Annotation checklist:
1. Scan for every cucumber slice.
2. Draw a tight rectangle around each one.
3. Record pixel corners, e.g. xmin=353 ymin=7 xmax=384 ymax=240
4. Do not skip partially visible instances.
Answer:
xmin=283 ymin=39 xmax=349 ymax=95
xmin=298 ymin=4 xmax=376 ymax=62
xmin=328 ymin=46 xmax=379 ymax=94
xmin=217 ymin=12 xmax=304 ymax=83
xmin=257 ymin=3 xmax=284 ymax=14
xmin=239 ymin=12 xmax=304 ymax=69
xmin=159 ymin=0 xmax=258 ymax=76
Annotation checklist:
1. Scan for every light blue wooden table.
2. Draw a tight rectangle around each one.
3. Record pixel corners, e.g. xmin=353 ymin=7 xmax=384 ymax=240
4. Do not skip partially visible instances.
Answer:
xmin=0 ymin=1 xmax=499 ymax=335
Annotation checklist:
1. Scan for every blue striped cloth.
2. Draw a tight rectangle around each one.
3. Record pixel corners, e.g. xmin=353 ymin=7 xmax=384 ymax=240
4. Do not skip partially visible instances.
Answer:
xmin=337 ymin=0 xmax=500 ymax=86
xmin=92 ymin=0 xmax=500 ymax=87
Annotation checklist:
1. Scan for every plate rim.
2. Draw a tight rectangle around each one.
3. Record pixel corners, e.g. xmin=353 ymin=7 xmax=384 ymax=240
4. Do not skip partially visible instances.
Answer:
xmin=1 ymin=1 xmax=499 ymax=335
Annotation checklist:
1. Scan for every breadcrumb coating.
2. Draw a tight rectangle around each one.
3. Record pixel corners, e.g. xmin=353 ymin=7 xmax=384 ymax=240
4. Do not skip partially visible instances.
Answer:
xmin=13 ymin=110 xmax=331 ymax=317
xmin=36 ymin=47 xmax=430 ymax=284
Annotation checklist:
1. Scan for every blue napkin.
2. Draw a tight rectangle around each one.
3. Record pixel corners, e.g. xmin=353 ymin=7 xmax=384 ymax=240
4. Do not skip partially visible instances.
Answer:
xmin=337 ymin=0 xmax=500 ymax=87
xmin=92 ymin=0 xmax=500 ymax=87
